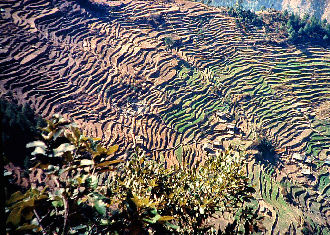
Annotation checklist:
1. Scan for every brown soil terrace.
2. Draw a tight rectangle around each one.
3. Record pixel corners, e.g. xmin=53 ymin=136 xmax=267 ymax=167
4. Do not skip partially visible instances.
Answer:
xmin=1 ymin=0 xmax=329 ymax=233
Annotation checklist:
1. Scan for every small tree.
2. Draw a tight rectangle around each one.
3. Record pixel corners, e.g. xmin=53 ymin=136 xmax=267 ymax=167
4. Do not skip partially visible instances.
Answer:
xmin=5 ymin=115 xmax=257 ymax=234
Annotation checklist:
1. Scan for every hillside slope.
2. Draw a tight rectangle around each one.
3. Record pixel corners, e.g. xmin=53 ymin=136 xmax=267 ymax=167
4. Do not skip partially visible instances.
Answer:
xmin=0 ymin=0 xmax=329 ymax=233
xmin=211 ymin=0 xmax=330 ymax=22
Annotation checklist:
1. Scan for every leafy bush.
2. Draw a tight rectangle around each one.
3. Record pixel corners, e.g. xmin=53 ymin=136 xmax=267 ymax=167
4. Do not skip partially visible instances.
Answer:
xmin=107 ymin=148 xmax=255 ymax=234
xmin=5 ymin=115 xmax=256 ymax=234
xmin=5 ymin=114 xmax=120 ymax=234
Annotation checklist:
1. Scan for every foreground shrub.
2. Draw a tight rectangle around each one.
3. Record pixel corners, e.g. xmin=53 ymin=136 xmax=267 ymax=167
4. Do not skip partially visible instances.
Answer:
xmin=107 ymin=148 xmax=255 ymax=234
xmin=5 ymin=115 xmax=255 ymax=234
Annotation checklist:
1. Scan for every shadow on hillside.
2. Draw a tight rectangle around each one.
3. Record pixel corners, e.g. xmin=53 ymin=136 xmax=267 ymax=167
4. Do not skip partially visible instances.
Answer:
xmin=75 ymin=0 xmax=116 ymax=19
xmin=251 ymin=138 xmax=283 ymax=170
xmin=1 ymin=96 xmax=46 ymax=167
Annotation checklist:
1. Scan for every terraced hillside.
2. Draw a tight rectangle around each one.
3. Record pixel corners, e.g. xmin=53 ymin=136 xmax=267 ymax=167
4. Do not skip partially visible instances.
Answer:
xmin=1 ymin=0 xmax=329 ymax=233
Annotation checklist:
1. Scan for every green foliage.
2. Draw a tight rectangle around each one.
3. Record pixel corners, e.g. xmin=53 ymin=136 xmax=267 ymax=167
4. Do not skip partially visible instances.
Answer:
xmin=285 ymin=13 xmax=330 ymax=46
xmin=283 ymin=9 xmax=288 ymax=17
xmin=163 ymin=37 xmax=175 ymax=49
xmin=6 ymin=188 xmax=48 ymax=229
xmin=228 ymin=5 xmax=263 ymax=28
xmin=302 ymin=218 xmax=330 ymax=235
xmin=5 ymin=115 xmax=256 ymax=234
xmin=163 ymin=36 xmax=181 ymax=49
xmin=5 ymin=115 xmax=121 ymax=234
xmin=175 ymin=145 xmax=183 ymax=163
xmin=106 ymin=147 xmax=254 ymax=233
xmin=317 ymin=173 xmax=330 ymax=192
xmin=225 ymin=202 xmax=261 ymax=234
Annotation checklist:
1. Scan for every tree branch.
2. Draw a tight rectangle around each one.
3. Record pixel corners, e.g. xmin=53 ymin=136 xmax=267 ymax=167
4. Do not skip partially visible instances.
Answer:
xmin=62 ymin=194 xmax=69 ymax=235
xmin=33 ymin=209 xmax=47 ymax=235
